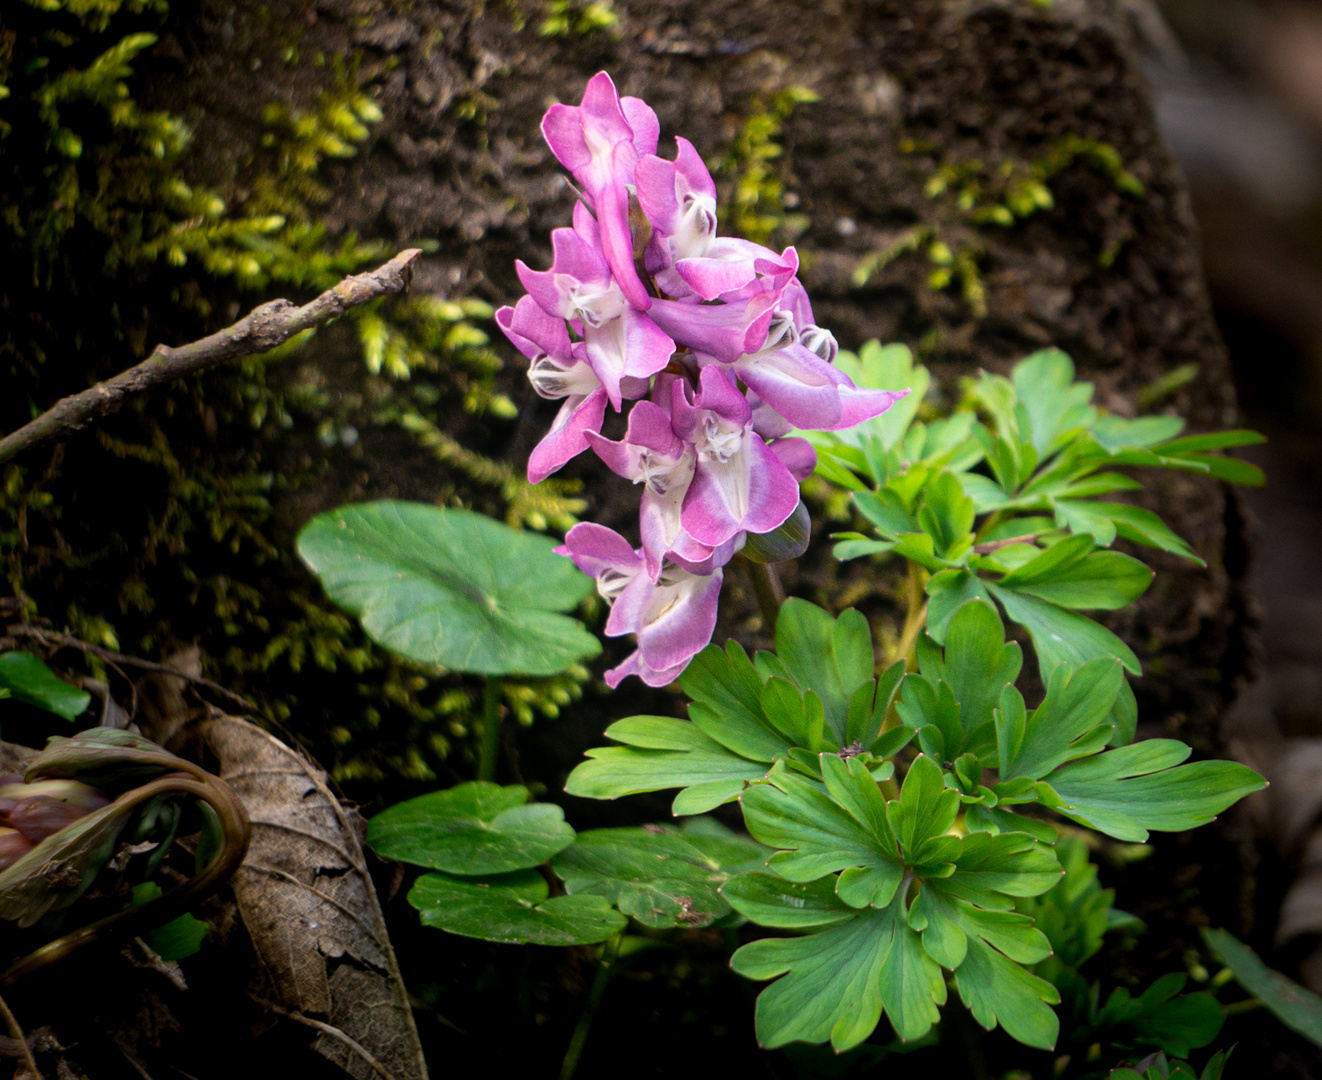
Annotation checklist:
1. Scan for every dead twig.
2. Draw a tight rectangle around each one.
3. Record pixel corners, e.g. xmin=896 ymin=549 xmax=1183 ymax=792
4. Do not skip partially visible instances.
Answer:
xmin=4 ymin=624 xmax=257 ymax=715
xmin=0 ymin=249 xmax=422 ymax=466
xmin=259 ymin=1002 xmax=396 ymax=1080
xmin=0 ymin=992 xmax=41 ymax=1080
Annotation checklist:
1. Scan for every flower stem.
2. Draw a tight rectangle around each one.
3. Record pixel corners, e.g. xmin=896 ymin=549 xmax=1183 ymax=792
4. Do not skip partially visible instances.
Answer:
xmin=478 ymin=677 xmax=503 ymax=783
xmin=889 ymin=561 xmax=929 ymax=669
xmin=745 ymin=560 xmax=785 ymax=632
xmin=560 ymin=933 xmax=622 ymax=1080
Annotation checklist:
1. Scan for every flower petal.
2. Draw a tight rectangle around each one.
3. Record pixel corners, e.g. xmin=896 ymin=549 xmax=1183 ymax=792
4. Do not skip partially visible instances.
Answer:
xmin=556 ymin=521 xmax=640 ymax=579
xmin=496 ymin=295 xmax=572 ymax=361
xmin=604 ymin=650 xmax=689 ymax=689
xmin=637 ymin=570 xmax=723 ymax=670
xmin=769 ymin=436 xmax=818 ymax=481
xmin=527 ymin=388 xmax=608 ymax=483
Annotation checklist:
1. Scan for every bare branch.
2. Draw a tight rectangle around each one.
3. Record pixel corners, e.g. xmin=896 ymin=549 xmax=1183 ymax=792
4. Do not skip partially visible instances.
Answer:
xmin=3 ymin=624 xmax=257 ymax=715
xmin=0 ymin=249 xmax=422 ymax=467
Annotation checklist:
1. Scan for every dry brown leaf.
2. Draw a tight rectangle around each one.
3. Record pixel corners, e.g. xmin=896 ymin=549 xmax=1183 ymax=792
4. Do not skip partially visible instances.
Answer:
xmin=191 ymin=709 xmax=427 ymax=1080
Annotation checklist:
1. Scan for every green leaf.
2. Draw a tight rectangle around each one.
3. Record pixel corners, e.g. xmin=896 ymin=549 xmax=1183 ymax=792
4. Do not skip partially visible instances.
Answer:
xmin=1156 ymin=430 xmax=1264 ymax=454
xmin=997 ymin=658 xmax=1124 ymax=780
xmin=741 ymin=761 xmax=903 ymax=905
xmin=721 ymin=872 xmax=856 ymax=929
xmin=0 ymin=652 xmax=90 ymax=721
xmin=683 ymin=642 xmax=792 ymax=761
xmin=1013 ymin=834 xmax=1116 ymax=971
xmin=934 ymin=830 xmax=1063 ymax=910
xmin=731 ymin=889 xmax=945 ymax=1050
xmin=1091 ymin=414 xmax=1186 ymax=451
xmin=296 ymin=501 xmax=600 ymax=675
xmin=1203 ymin=927 xmax=1322 ymax=1048
xmin=953 ymin=935 xmax=1061 ymax=1049
xmin=887 ymin=755 xmax=960 ymax=871
xmin=1038 ymin=740 xmax=1266 ymax=841
xmin=774 ymin=601 xmax=876 ymax=743
xmin=854 ymin=489 xmax=918 ymax=538
xmin=833 ymin=537 xmax=896 ymax=562
xmin=1011 ymin=349 xmax=1097 ymax=457
xmin=131 ymin=881 xmax=209 ymax=961
xmin=551 ymin=824 xmax=764 ymax=928
xmin=986 ymin=582 xmax=1141 ymax=676
xmin=925 ymin=570 xmax=994 ymax=643
xmin=408 ymin=869 xmax=626 ymax=945
xmin=563 ymin=715 xmax=771 ymax=813
xmin=366 ymin=781 xmax=575 ymax=874
xmin=959 ymin=472 xmax=1013 ymax=513
xmin=998 ymin=538 xmax=1153 ymax=611
xmin=917 ymin=472 xmax=976 ymax=559
xmin=914 ymin=599 xmax=1022 ymax=759
xmin=1171 ymin=452 xmax=1264 ymax=486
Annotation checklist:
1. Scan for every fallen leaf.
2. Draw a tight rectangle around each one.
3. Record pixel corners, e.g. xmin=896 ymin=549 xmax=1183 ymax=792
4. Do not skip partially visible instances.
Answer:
xmin=192 ymin=709 xmax=427 ymax=1080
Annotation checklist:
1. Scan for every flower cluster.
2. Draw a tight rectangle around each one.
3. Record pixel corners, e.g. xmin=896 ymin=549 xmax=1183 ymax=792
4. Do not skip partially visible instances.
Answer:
xmin=498 ymin=73 xmax=906 ymax=686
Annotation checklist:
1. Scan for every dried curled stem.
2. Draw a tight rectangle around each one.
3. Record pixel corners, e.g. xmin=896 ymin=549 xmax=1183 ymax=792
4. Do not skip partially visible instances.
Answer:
xmin=0 ymin=763 xmax=251 ymax=986
xmin=0 ymin=990 xmax=41 ymax=1079
xmin=0 ymin=249 xmax=422 ymax=467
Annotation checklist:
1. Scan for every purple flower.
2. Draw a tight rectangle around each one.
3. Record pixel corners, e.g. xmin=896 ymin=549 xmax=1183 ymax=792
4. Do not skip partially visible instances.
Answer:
xmin=516 ymin=205 xmax=675 ymax=409
xmin=508 ymin=72 xmax=916 ymax=687
xmin=540 ymin=72 xmax=656 ymax=311
xmin=635 ymin=139 xmax=804 ymax=303
xmin=557 ymin=523 xmax=724 ymax=688
xmin=720 ymin=339 xmax=910 ymax=432
xmin=671 ymin=366 xmax=801 ymax=547
xmin=497 ymin=295 xmax=611 ymax=483
xmin=585 ymin=400 xmax=702 ymax=580
xmin=646 ymin=287 xmax=786 ymax=364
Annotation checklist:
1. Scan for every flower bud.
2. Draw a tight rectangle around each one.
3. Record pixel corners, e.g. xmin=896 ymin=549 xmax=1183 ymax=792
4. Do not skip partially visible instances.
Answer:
xmin=0 ymin=778 xmax=109 ymax=811
xmin=0 ymin=827 xmax=36 ymax=872
xmin=799 ymin=325 xmax=838 ymax=364
xmin=10 ymin=796 xmax=90 ymax=843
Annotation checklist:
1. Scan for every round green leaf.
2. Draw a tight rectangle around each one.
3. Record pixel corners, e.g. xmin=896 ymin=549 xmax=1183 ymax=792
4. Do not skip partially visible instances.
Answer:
xmin=366 ymin=781 xmax=575 ymax=875
xmin=408 ymin=870 xmax=626 ymax=945
xmin=296 ymin=501 xmax=601 ymax=676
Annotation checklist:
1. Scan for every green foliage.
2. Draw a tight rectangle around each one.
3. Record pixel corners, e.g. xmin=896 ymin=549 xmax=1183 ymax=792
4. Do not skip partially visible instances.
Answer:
xmin=816 ymin=344 xmax=1263 ymax=702
xmin=731 ymin=753 xmax=1062 ymax=1050
xmin=717 ymin=85 xmax=817 ymax=246
xmin=0 ymin=651 xmax=90 ymax=721
xmin=408 ymin=870 xmax=626 ymax=946
xmin=366 ymin=789 xmax=764 ymax=944
xmin=569 ymin=581 xmax=1261 ymax=1053
xmin=1204 ymin=927 xmax=1322 ymax=1048
xmin=566 ymin=601 xmax=910 ymax=814
xmin=366 ymin=781 xmax=576 ymax=874
xmin=551 ymin=820 xmax=768 ymax=929
xmin=131 ymin=881 xmax=210 ymax=961
xmin=1019 ymin=840 xmax=1225 ymax=1061
xmin=1 ymin=0 xmax=587 ymax=786
xmin=854 ymin=136 xmax=1146 ymax=312
xmin=538 ymin=0 xmax=619 ymax=37
xmin=297 ymin=502 xmax=600 ymax=677
xmin=1109 ymin=1050 xmax=1231 ymax=1080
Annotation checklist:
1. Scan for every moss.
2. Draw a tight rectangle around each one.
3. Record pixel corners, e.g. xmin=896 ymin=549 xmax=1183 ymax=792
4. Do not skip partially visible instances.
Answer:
xmin=716 ymin=85 xmax=817 ymax=248
xmin=853 ymin=135 xmax=1145 ymax=316
xmin=538 ymin=0 xmax=619 ymax=38
xmin=0 ymin=0 xmax=588 ymax=794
